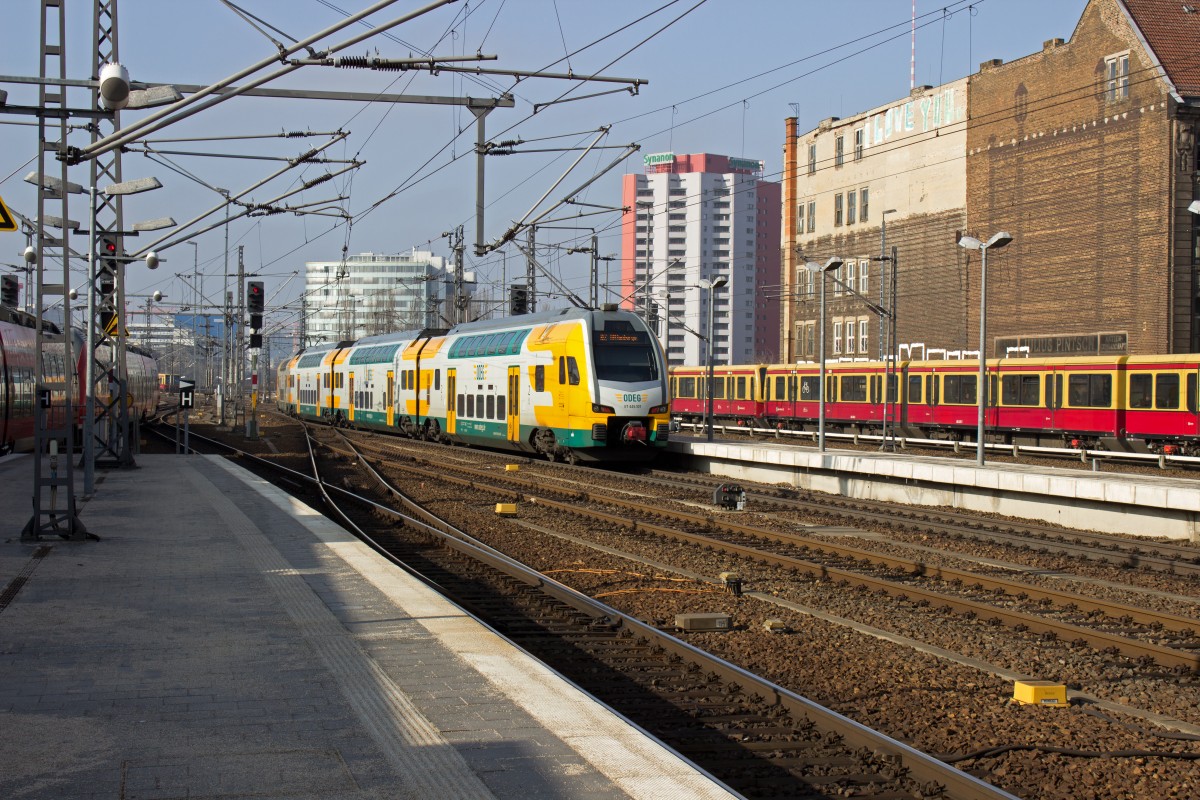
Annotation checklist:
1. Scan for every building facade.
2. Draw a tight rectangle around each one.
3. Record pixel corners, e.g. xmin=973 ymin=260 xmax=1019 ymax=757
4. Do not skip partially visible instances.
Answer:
xmin=782 ymin=0 xmax=1200 ymax=362
xmin=620 ymin=153 xmax=781 ymax=366
xmin=783 ymin=79 xmax=969 ymax=364
xmin=302 ymin=250 xmax=448 ymax=344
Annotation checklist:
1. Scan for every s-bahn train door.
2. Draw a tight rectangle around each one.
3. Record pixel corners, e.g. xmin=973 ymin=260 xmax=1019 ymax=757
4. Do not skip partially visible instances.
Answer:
xmin=446 ymin=369 xmax=457 ymax=435
xmin=507 ymin=365 xmax=521 ymax=443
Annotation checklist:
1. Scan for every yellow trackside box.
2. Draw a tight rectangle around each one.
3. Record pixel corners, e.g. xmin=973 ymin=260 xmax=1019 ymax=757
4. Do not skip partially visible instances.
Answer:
xmin=505 ymin=464 xmax=520 ymax=472
xmin=495 ymin=503 xmax=518 ymax=516
xmin=1013 ymin=680 xmax=1068 ymax=707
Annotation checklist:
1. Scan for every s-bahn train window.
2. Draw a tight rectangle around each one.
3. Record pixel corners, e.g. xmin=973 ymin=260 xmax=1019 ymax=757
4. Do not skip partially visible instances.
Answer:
xmin=1067 ymin=374 xmax=1111 ymax=407
xmin=799 ymin=376 xmax=818 ymax=400
xmin=567 ymin=356 xmax=580 ymax=386
xmin=842 ymin=375 xmax=867 ymax=401
xmin=736 ymin=376 xmax=746 ymax=398
xmin=713 ymin=379 xmax=726 ymax=399
xmin=594 ymin=328 xmax=659 ymax=382
xmin=535 ymin=365 xmax=545 ymax=393
xmin=907 ymin=375 xmax=922 ymax=403
xmin=1188 ymin=373 xmax=1197 ymax=412
xmin=679 ymin=377 xmax=696 ymax=398
xmin=943 ymin=375 xmax=976 ymax=404
xmin=773 ymin=376 xmax=785 ymax=400
xmin=1156 ymin=374 xmax=1181 ymax=409
xmin=1129 ymin=374 xmax=1152 ymax=408
xmin=1002 ymin=374 xmax=1041 ymax=406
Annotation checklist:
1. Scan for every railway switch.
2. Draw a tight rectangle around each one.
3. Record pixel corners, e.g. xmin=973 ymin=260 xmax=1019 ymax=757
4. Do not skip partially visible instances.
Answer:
xmin=675 ymin=612 xmax=731 ymax=632
xmin=1012 ymin=680 xmax=1068 ymax=707
xmin=713 ymin=484 xmax=746 ymax=510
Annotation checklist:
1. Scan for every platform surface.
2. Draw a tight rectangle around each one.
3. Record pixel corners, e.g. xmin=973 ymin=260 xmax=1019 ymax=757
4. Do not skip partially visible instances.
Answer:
xmin=0 ymin=453 xmax=738 ymax=800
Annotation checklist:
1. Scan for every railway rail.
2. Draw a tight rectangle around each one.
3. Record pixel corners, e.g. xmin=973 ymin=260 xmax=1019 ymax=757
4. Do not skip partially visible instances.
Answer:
xmin=147 ymin=421 xmax=1018 ymax=799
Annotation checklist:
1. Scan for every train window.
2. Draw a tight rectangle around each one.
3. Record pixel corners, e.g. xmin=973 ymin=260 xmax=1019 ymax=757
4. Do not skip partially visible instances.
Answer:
xmin=1067 ymin=374 xmax=1111 ymax=407
xmin=567 ymin=356 xmax=580 ymax=386
xmin=794 ymin=376 xmax=812 ymax=400
xmin=497 ymin=396 xmax=506 ymax=419
xmin=434 ymin=370 xmax=440 ymax=391
xmin=486 ymin=395 xmax=495 ymax=419
xmin=842 ymin=375 xmax=867 ymax=402
xmin=907 ymin=375 xmax=922 ymax=403
xmin=483 ymin=334 xmax=500 ymax=356
xmin=1129 ymin=374 xmax=1152 ymax=408
xmin=1156 ymin=374 xmax=1180 ymax=409
xmin=679 ymin=377 xmax=696 ymax=397
xmin=559 ymin=356 xmax=566 ymax=385
xmin=943 ymin=375 xmax=976 ymax=404
xmin=535 ymin=365 xmax=545 ymax=393
xmin=457 ymin=394 xmax=465 ymax=416
xmin=773 ymin=376 xmax=785 ymax=400
xmin=476 ymin=394 xmax=485 ymax=418
xmin=1002 ymin=375 xmax=1041 ymax=406
xmin=465 ymin=394 xmax=474 ymax=417
xmin=736 ymin=376 xmax=746 ymax=398
xmin=713 ymin=379 xmax=726 ymax=399
xmin=1188 ymin=373 xmax=1197 ymax=412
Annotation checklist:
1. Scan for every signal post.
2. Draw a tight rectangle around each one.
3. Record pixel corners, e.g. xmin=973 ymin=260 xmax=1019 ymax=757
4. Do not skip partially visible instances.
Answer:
xmin=246 ymin=281 xmax=263 ymax=440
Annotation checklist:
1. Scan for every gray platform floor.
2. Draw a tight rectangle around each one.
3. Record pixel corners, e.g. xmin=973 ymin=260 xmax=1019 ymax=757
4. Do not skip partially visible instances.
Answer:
xmin=0 ymin=454 xmax=738 ymax=800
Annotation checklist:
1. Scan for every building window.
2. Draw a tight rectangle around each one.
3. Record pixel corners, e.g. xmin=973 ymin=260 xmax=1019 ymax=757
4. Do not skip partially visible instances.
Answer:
xmin=807 ymin=201 xmax=816 ymax=233
xmin=834 ymin=193 xmax=843 ymax=226
xmin=847 ymin=191 xmax=857 ymax=225
xmin=808 ymin=143 xmax=816 ymax=175
xmin=796 ymin=202 xmax=805 ymax=232
xmin=805 ymin=323 xmax=815 ymax=356
xmin=859 ymin=318 xmax=869 ymax=354
xmin=1105 ymin=53 xmax=1129 ymax=101
xmin=860 ymin=187 xmax=869 ymax=221
xmin=854 ymin=128 xmax=864 ymax=161
xmin=859 ymin=259 xmax=870 ymax=294
xmin=832 ymin=321 xmax=842 ymax=354
xmin=845 ymin=322 xmax=855 ymax=355
xmin=845 ymin=261 xmax=856 ymax=294
xmin=835 ymin=136 xmax=844 ymax=167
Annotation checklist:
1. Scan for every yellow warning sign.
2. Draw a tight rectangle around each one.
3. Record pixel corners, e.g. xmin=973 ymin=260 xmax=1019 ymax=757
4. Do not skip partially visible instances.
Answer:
xmin=0 ymin=196 xmax=16 ymax=233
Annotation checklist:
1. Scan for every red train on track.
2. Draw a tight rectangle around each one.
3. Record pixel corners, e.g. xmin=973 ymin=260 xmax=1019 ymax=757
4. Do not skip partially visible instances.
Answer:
xmin=0 ymin=306 xmax=160 ymax=454
xmin=670 ymin=354 xmax=1200 ymax=455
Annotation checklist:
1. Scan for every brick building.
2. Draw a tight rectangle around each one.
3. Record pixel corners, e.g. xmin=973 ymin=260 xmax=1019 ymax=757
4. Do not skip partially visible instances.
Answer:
xmin=782 ymin=0 xmax=1200 ymax=361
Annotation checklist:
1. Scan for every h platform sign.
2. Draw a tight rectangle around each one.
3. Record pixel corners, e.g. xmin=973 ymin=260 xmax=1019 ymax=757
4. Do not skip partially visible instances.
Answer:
xmin=179 ymin=378 xmax=196 ymax=410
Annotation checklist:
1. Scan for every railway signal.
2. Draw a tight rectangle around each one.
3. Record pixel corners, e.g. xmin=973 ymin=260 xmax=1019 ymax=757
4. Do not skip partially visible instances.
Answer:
xmin=1 ymin=275 xmax=17 ymax=307
xmin=509 ymin=284 xmax=528 ymax=316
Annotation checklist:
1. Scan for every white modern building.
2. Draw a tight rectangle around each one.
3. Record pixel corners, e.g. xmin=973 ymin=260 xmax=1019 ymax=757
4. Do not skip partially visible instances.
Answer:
xmin=302 ymin=250 xmax=451 ymax=344
xmin=620 ymin=153 xmax=781 ymax=366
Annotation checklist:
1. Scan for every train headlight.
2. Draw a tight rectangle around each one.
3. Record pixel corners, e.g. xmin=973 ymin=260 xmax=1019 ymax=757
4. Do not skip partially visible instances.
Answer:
xmin=592 ymin=403 xmax=615 ymax=414
xmin=649 ymin=404 xmax=668 ymax=414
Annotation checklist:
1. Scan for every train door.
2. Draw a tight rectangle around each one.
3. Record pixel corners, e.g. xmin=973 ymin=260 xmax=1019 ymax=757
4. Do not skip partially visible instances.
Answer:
xmin=507 ymin=365 xmax=521 ymax=443
xmin=386 ymin=370 xmax=394 ymax=427
xmin=447 ymin=368 xmax=457 ymax=435
xmin=315 ymin=372 xmax=322 ymax=417
xmin=348 ymin=374 xmax=355 ymax=422
xmin=1045 ymin=368 xmax=1063 ymax=433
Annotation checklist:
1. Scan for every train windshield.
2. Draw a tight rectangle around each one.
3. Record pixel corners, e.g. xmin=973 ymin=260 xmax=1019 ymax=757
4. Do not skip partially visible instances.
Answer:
xmin=593 ymin=329 xmax=660 ymax=383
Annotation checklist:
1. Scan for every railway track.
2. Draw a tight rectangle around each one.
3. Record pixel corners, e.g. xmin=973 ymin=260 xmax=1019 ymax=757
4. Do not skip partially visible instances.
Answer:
xmin=147 ymin=421 xmax=1019 ymax=799
xmin=332 ymin=429 xmax=1200 ymax=673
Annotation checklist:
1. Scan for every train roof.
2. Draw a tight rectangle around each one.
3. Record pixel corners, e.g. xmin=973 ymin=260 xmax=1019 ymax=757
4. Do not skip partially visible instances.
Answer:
xmin=446 ymin=306 xmax=644 ymax=337
xmin=352 ymin=328 xmax=448 ymax=346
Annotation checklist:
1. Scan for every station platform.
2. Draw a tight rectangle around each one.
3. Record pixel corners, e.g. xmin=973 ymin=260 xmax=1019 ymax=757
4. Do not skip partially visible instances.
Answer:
xmin=0 ymin=453 xmax=739 ymax=800
xmin=668 ymin=439 xmax=1200 ymax=541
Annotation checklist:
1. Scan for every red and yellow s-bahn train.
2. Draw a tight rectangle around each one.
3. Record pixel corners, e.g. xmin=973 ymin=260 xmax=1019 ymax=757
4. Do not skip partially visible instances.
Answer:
xmin=0 ymin=306 xmax=160 ymax=454
xmin=670 ymin=354 xmax=1200 ymax=454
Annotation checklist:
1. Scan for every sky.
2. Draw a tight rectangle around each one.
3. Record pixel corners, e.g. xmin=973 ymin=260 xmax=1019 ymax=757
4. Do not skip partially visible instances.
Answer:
xmin=0 ymin=0 xmax=1090 ymax=342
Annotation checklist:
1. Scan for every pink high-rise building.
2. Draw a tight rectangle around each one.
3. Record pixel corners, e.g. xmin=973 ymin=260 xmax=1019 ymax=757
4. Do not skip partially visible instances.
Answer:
xmin=621 ymin=153 xmax=781 ymax=366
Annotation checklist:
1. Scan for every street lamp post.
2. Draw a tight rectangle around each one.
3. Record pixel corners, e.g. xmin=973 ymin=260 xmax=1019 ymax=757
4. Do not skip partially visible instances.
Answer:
xmin=958 ymin=231 xmax=1013 ymax=466
xmin=697 ymin=276 xmax=728 ymax=442
xmin=805 ymin=257 xmax=843 ymax=452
